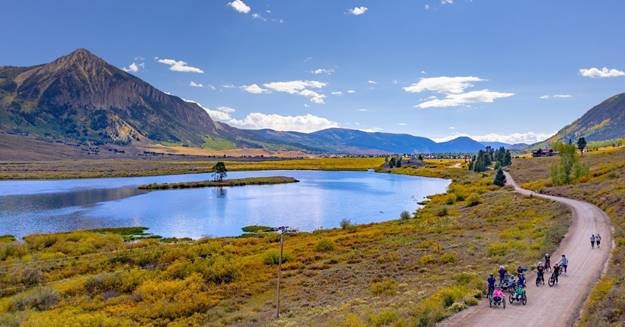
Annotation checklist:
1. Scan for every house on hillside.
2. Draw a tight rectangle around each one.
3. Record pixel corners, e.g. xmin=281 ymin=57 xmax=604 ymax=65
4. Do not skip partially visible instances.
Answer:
xmin=532 ymin=148 xmax=557 ymax=157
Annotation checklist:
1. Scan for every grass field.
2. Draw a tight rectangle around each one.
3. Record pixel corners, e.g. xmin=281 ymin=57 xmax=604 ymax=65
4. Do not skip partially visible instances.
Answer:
xmin=138 ymin=176 xmax=298 ymax=190
xmin=0 ymin=160 xmax=571 ymax=326
xmin=510 ymin=146 xmax=625 ymax=326
xmin=0 ymin=157 xmax=386 ymax=180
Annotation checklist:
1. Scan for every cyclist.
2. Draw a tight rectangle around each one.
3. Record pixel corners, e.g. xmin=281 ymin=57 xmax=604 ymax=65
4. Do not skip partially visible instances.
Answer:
xmin=536 ymin=261 xmax=545 ymax=285
xmin=544 ymin=253 xmax=551 ymax=271
xmin=498 ymin=265 xmax=507 ymax=283
xmin=552 ymin=263 xmax=561 ymax=284
xmin=487 ymin=273 xmax=497 ymax=298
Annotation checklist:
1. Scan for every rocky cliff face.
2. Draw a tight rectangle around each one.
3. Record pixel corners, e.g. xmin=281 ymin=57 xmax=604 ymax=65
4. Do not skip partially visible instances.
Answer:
xmin=0 ymin=49 xmax=218 ymax=145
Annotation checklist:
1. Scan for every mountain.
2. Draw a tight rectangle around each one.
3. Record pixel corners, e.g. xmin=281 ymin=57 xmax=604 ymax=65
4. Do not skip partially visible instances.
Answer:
xmin=0 ymin=49 xmax=495 ymax=156
xmin=480 ymin=141 xmax=528 ymax=151
xmin=0 ymin=48 xmax=223 ymax=146
xmin=543 ymin=93 xmax=625 ymax=144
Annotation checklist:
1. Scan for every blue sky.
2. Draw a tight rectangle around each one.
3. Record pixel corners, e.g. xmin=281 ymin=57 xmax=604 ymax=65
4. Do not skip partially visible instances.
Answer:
xmin=2 ymin=0 xmax=625 ymax=143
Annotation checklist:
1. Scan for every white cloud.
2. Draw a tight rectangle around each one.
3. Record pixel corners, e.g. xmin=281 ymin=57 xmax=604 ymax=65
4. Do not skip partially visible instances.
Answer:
xmin=425 ymin=4 xmax=430 ymax=10
xmin=241 ymin=83 xmax=269 ymax=94
xmin=441 ymin=0 xmax=454 ymax=4
xmin=368 ymin=80 xmax=377 ymax=85
xmin=122 ymin=62 xmax=143 ymax=73
xmin=404 ymin=76 xmax=484 ymax=94
xmin=263 ymin=80 xmax=327 ymax=104
xmin=357 ymin=108 xmax=368 ymax=112
xmin=311 ymin=68 xmax=335 ymax=75
xmin=433 ymin=131 xmax=555 ymax=144
xmin=228 ymin=0 xmax=251 ymax=14
xmin=579 ymin=67 xmax=625 ymax=78
xmin=185 ymin=99 xmax=338 ymax=133
xmin=222 ymin=84 xmax=236 ymax=89
xmin=189 ymin=81 xmax=203 ymax=88
xmin=539 ymin=94 xmax=572 ymax=99
xmin=347 ymin=89 xmax=356 ymax=94
xmin=331 ymin=91 xmax=343 ymax=96
xmin=362 ymin=127 xmax=383 ymax=133
xmin=416 ymin=90 xmax=514 ymax=109
xmin=348 ymin=6 xmax=368 ymax=16
xmin=157 ymin=58 xmax=204 ymax=73
xmin=397 ymin=122 xmax=407 ymax=126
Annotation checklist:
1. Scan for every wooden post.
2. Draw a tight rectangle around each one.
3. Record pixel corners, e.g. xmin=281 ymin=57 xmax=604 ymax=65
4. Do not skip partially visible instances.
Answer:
xmin=276 ymin=230 xmax=284 ymax=318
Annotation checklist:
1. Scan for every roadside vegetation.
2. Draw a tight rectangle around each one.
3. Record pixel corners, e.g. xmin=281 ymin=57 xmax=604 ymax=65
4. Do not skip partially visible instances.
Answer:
xmin=0 ymin=158 xmax=570 ymax=326
xmin=510 ymin=145 xmax=625 ymax=326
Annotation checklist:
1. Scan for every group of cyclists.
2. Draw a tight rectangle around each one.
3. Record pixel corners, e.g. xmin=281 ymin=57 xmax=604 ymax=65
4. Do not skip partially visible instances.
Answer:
xmin=487 ymin=253 xmax=570 ymax=308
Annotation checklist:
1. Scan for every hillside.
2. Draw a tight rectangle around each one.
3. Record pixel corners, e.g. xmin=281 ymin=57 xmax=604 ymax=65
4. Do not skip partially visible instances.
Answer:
xmin=1 ymin=49 xmax=495 ymax=157
xmin=542 ymin=93 xmax=625 ymax=145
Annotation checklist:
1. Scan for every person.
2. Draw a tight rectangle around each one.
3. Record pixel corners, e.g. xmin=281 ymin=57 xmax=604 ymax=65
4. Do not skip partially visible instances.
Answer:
xmin=517 ymin=265 xmax=526 ymax=275
xmin=559 ymin=254 xmax=569 ymax=274
xmin=552 ymin=263 xmax=561 ymax=284
xmin=544 ymin=253 xmax=551 ymax=271
xmin=514 ymin=283 xmax=525 ymax=301
xmin=487 ymin=273 xmax=497 ymax=297
xmin=517 ymin=273 xmax=526 ymax=288
xmin=498 ymin=265 xmax=507 ymax=284
xmin=493 ymin=286 xmax=504 ymax=303
xmin=591 ymin=234 xmax=596 ymax=249
xmin=596 ymin=233 xmax=602 ymax=248
xmin=536 ymin=261 xmax=545 ymax=285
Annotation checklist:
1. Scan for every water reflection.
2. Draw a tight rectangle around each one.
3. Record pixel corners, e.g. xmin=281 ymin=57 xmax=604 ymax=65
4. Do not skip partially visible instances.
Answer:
xmin=0 ymin=170 xmax=450 ymax=239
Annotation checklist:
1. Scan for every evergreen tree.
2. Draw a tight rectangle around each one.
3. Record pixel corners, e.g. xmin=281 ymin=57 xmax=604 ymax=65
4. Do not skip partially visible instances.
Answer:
xmin=504 ymin=150 xmax=512 ymax=166
xmin=494 ymin=168 xmax=506 ymax=186
xmin=388 ymin=157 xmax=396 ymax=168
xmin=577 ymin=137 xmax=587 ymax=156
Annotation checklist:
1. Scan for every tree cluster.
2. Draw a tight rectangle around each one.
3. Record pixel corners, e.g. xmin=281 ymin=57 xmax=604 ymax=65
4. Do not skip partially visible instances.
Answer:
xmin=550 ymin=142 xmax=589 ymax=185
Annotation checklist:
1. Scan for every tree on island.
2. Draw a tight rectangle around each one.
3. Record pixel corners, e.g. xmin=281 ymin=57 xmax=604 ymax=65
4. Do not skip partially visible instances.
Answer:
xmin=494 ymin=168 xmax=507 ymax=186
xmin=577 ymin=137 xmax=587 ymax=156
xmin=212 ymin=162 xmax=227 ymax=181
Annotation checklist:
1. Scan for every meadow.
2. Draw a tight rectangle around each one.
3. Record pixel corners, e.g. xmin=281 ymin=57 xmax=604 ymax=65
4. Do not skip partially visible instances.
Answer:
xmin=0 ymin=157 xmax=386 ymax=180
xmin=0 ymin=159 xmax=571 ymax=326
xmin=510 ymin=146 xmax=625 ymax=326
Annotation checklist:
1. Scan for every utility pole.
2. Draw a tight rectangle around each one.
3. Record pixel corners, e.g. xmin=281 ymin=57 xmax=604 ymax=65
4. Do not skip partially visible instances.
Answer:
xmin=273 ymin=226 xmax=296 ymax=319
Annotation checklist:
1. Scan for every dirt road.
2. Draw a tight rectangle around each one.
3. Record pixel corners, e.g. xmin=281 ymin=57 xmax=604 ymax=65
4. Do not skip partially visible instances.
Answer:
xmin=440 ymin=172 xmax=612 ymax=327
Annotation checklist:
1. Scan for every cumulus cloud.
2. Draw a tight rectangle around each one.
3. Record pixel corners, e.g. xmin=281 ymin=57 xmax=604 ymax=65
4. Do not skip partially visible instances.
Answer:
xmin=228 ymin=0 xmax=251 ymax=14
xmin=157 ymin=58 xmax=204 ymax=73
xmin=405 ymin=76 xmax=513 ymax=108
xmin=311 ymin=68 xmax=335 ymax=75
xmin=416 ymin=90 xmax=514 ymax=109
xmin=579 ymin=67 xmax=625 ymax=78
xmin=241 ymin=83 xmax=269 ymax=94
xmin=368 ymin=80 xmax=377 ymax=85
xmin=539 ymin=94 xmax=572 ymax=99
xmin=331 ymin=91 xmax=343 ymax=96
xmin=185 ymin=99 xmax=338 ymax=132
xmin=122 ymin=62 xmax=143 ymax=73
xmin=347 ymin=89 xmax=356 ymax=94
xmin=404 ymin=76 xmax=484 ymax=94
xmin=263 ymin=80 xmax=327 ymax=104
xmin=189 ymin=81 xmax=203 ymax=88
xmin=433 ymin=131 xmax=555 ymax=144
xmin=348 ymin=6 xmax=368 ymax=16
xmin=441 ymin=0 xmax=454 ymax=4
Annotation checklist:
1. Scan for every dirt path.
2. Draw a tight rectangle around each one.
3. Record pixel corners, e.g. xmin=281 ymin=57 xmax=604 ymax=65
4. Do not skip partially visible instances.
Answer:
xmin=439 ymin=172 xmax=612 ymax=327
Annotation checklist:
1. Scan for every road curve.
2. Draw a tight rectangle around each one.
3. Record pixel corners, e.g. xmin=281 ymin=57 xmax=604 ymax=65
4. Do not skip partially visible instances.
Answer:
xmin=439 ymin=172 xmax=612 ymax=327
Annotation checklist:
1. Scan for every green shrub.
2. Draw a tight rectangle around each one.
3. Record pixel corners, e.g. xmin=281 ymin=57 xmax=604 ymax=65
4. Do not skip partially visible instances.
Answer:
xmin=370 ymin=278 xmax=398 ymax=296
xmin=315 ymin=239 xmax=335 ymax=252
xmin=10 ymin=287 xmax=59 ymax=311
xmin=466 ymin=194 xmax=482 ymax=207
xmin=340 ymin=219 xmax=353 ymax=230
xmin=263 ymin=251 xmax=290 ymax=265
xmin=369 ymin=309 xmax=399 ymax=326
xmin=436 ymin=207 xmax=448 ymax=217
xmin=400 ymin=210 xmax=412 ymax=220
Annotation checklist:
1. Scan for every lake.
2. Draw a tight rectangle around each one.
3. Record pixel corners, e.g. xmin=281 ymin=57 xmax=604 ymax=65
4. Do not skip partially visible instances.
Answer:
xmin=0 ymin=170 xmax=450 ymax=239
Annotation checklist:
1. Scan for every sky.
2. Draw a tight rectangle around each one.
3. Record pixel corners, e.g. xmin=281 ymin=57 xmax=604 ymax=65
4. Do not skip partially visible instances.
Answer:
xmin=2 ymin=0 xmax=625 ymax=144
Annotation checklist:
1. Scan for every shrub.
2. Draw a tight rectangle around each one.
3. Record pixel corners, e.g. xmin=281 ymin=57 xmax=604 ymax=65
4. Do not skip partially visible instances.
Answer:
xmin=369 ymin=278 xmax=398 ymax=296
xmin=439 ymin=252 xmax=457 ymax=264
xmin=400 ymin=210 xmax=412 ymax=220
xmin=436 ymin=207 xmax=448 ymax=217
xmin=340 ymin=219 xmax=353 ymax=229
xmin=10 ymin=287 xmax=59 ymax=311
xmin=446 ymin=194 xmax=457 ymax=205
xmin=466 ymin=193 xmax=482 ymax=207
xmin=369 ymin=310 xmax=399 ymax=326
xmin=315 ymin=239 xmax=335 ymax=252
xmin=263 ymin=251 xmax=290 ymax=265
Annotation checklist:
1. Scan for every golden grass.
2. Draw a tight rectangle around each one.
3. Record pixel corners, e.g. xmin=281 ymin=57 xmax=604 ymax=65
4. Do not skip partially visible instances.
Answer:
xmin=0 ymin=161 xmax=571 ymax=326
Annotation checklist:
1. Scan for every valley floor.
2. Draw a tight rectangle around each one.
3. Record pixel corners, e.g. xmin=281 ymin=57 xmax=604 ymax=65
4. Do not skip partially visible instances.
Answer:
xmin=0 ymin=160 xmax=571 ymax=326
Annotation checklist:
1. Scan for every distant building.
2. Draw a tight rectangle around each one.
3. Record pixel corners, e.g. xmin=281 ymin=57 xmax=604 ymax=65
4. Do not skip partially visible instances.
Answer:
xmin=532 ymin=148 xmax=557 ymax=158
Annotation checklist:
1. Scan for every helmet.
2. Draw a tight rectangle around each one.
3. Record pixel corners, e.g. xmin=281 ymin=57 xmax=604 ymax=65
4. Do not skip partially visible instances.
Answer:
xmin=489 ymin=273 xmax=494 ymax=277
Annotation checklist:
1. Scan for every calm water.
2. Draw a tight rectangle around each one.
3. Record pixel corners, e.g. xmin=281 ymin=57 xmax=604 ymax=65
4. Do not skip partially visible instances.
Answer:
xmin=0 ymin=170 xmax=449 ymax=239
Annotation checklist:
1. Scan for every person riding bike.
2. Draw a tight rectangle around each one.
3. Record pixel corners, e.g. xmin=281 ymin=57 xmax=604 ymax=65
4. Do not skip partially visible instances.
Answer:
xmin=544 ymin=253 xmax=551 ymax=271
xmin=559 ymin=254 xmax=569 ymax=274
xmin=536 ymin=261 xmax=545 ymax=285
xmin=517 ymin=273 xmax=526 ymax=288
xmin=552 ymin=263 xmax=561 ymax=284
xmin=514 ymin=283 xmax=526 ymax=301
xmin=487 ymin=273 xmax=497 ymax=297
xmin=493 ymin=286 xmax=504 ymax=303
xmin=498 ymin=265 xmax=507 ymax=283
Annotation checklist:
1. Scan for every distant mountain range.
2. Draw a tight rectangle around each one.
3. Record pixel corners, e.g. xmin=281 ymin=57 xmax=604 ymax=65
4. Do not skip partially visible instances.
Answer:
xmin=541 ymin=93 xmax=625 ymax=146
xmin=0 ymin=49 xmax=515 ymax=156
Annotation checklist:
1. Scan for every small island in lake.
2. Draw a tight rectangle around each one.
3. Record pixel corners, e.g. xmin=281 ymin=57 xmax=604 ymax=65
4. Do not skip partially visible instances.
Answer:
xmin=138 ymin=176 xmax=299 ymax=190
